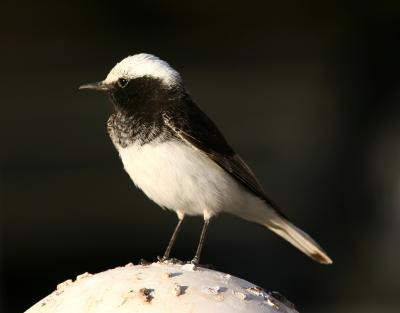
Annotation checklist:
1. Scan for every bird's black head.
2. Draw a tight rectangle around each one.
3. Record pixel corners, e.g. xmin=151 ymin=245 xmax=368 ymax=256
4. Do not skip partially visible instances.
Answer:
xmin=79 ymin=53 xmax=183 ymax=114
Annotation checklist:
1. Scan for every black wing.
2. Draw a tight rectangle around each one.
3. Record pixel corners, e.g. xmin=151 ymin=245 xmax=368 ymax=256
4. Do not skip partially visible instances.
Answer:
xmin=162 ymin=98 xmax=279 ymax=210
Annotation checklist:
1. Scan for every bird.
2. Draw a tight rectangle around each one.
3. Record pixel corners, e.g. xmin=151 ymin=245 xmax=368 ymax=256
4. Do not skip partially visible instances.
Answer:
xmin=79 ymin=53 xmax=332 ymax=265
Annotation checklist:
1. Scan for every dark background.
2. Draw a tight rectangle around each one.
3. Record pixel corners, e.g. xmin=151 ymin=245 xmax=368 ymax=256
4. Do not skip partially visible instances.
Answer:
xmin=1 ymin=1 xmax=400 ymax=312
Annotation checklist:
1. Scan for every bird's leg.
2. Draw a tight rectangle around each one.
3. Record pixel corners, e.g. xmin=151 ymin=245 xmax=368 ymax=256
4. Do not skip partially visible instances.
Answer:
xmin=191 ymin=219 xmax=210 ymax=265
xmin=160 ymin=217 xmax=184 ymax=261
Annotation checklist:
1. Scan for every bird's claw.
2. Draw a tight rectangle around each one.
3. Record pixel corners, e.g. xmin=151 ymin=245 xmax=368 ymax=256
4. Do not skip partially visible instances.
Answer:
xmin=158 ymin=256 xmax=185 ymax=265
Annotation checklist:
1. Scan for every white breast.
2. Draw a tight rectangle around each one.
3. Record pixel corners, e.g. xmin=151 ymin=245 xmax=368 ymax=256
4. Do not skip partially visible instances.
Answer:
xmin=117 ymin=139 xmax=266 ymax=219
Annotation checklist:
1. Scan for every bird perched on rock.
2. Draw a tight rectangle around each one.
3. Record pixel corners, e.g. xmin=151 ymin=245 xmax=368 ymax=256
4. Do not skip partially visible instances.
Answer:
xmin=79 ymin=53 xmax=332 ymax=265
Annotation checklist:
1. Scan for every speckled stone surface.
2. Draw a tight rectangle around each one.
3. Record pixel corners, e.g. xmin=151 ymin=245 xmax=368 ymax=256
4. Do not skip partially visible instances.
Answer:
xmin=25 ymin=262 xmax=298 ymax=313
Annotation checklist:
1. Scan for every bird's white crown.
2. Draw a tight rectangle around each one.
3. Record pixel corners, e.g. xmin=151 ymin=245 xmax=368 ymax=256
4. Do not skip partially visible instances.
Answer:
xmin=104 ymin=53 xmax=181 ymax=87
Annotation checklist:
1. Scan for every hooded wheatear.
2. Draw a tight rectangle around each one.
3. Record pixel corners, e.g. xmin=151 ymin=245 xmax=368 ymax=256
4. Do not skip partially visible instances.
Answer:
xmin=80 ymin=53 xmax=332 ymax=265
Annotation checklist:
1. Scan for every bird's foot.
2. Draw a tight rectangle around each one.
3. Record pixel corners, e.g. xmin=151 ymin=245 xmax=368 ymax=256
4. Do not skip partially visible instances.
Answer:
xmin=157 ymin=256 xmax=185 ymax=265
xmin=189 ymin=258 xmax=214 ymax=270
xmin=157 ymin=255 xmax=166 ymax=262
xmin=190 ymin=257 xmax=199 ymax=267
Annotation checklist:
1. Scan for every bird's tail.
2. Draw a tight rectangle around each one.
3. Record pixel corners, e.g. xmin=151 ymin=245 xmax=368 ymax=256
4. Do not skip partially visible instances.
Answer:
xmin=265 ymin=214 xmax=332 ymax=264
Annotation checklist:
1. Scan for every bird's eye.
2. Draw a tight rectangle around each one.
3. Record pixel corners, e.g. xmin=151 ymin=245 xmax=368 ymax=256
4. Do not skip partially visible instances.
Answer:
xmin=117 ymin=78 xmax=129 ymax=88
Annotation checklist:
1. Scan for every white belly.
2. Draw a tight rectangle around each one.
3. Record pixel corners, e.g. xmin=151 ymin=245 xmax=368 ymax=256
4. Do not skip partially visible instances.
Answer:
xmin=117 ymin=139 xmax=266 ymax=219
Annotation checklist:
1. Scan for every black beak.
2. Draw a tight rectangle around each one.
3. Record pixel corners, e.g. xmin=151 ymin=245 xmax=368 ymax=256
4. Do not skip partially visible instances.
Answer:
xmin=79 ymin=81 xmax=110 ymax=91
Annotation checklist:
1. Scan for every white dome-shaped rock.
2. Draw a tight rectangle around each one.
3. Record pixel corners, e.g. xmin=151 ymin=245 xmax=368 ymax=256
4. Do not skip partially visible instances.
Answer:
xmin=25 ymin=262 xmax=298 ymax=313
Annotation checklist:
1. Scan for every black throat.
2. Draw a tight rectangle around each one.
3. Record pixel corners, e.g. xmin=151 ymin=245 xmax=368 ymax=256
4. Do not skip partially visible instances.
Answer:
xmin=107 ymin=76 xmax=182 ymax=147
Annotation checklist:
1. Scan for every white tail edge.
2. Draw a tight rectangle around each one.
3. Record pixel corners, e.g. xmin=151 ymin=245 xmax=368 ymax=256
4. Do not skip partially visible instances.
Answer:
xmin=266 ymin=216 xmax=333 ymax=264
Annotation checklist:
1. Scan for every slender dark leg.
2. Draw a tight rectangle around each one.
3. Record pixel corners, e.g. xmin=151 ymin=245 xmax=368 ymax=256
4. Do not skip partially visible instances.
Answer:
xmin=161 ymin=217 xmax=184 ymax=260
xmin=191 ymin=219 xmax=210 ymax=265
